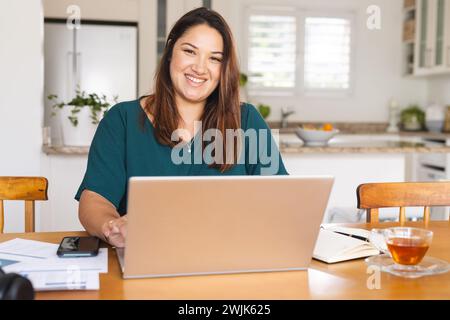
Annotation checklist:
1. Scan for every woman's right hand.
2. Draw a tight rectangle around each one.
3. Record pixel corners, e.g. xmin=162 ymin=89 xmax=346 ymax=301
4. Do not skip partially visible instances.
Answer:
xmin=101 ymin=215 xmax=128 ymax=248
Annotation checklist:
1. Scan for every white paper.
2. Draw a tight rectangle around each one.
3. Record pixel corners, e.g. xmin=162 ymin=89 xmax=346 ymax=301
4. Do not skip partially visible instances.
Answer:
xmin=22 ymin=271 xmax=99 ymax=291
xmin=0 ymin=238 xmax=58 ymax=259
xmin=0 ymin=238 xmax=107 ymax=291
xmin=3 ymin=248 xmax=108 ymax=274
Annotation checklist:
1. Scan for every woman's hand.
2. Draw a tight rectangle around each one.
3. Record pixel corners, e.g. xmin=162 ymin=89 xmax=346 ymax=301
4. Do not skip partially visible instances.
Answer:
xmin=101 ymin=215 xmax=128 ymax=248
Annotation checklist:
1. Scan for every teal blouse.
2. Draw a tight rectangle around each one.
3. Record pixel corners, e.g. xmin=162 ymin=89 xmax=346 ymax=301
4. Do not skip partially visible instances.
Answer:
xmin=75 ymin=98 xmax=288 ymax=215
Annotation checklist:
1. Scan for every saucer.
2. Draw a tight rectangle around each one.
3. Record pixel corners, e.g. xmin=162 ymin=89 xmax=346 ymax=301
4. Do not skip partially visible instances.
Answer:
xmin=365 ymin=254 xmax=450 ymax=279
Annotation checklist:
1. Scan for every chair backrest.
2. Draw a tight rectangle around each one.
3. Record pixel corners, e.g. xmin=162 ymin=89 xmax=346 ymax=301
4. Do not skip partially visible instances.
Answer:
xmin=357 ymin=182 xmax=450 ymax=223
xmin=0 ymin=177 xmax=48 ymax=233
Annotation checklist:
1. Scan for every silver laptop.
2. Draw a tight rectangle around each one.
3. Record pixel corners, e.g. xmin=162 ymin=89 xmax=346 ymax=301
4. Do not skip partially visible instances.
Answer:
xmin=117 ymin=176 xmax=334 ymax=279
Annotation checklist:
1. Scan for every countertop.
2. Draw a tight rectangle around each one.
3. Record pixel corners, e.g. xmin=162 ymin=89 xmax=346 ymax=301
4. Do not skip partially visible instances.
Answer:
xmin=42 ymin=145 xmax=89 ymax=155
xmin=276 ymin=127 xmax=450 ymax=139
xmin=278 ymin=133 xmax=450 ymax=154
xmin=42 ymin=131 xmax=450 ymax=155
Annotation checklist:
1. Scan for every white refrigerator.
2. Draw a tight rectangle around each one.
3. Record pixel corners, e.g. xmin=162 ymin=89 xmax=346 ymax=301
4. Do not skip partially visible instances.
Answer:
xmin=44 ymin=21 xmax=138 ymax=145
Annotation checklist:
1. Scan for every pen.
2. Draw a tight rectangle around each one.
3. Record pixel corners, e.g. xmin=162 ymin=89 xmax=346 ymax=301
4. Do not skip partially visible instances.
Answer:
xmin=333 ymin=231 xmax=370 ymax=242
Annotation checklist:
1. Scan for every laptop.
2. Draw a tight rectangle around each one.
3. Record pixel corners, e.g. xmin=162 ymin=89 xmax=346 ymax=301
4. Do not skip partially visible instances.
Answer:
xmin=117 ymin=176 xmax=334 ymax=279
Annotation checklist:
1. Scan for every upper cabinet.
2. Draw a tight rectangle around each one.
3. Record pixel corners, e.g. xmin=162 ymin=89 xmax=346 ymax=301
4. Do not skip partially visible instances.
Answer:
xmin=408 ymin=0 xmax=450 ymax=76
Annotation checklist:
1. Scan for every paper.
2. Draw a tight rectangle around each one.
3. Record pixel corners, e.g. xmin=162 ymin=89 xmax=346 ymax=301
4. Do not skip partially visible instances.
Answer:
xmin=0 ymin=238 xmax=58 ymax=259
xmin=0 ymin=257 xmax=20 ymax=268
xmin=0 ymin=238 xmax=60 ymax=267
xmin=22 ymin=271 xmax=99 ymax=291
xmin=0 ymin=238 xmax=107 ymax=291
xmin=3 ymin=248 xmax=108 ymax=274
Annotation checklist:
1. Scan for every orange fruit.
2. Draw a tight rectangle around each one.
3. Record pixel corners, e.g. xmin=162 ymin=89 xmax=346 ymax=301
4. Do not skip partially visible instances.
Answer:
xmin=322 ymin=123 xmax=333 ymax=131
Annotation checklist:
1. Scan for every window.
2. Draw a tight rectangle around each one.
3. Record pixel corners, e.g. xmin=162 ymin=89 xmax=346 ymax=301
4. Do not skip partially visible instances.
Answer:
xmin=246 ymin=8 xmax=354 ymax=96
xmin=304 ymin=17 xmax=352 ymax=91
xmin=247 ymin=14 xmax=297 ymax=90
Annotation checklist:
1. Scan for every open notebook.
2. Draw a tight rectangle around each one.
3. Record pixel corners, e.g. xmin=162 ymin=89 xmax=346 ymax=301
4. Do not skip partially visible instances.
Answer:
xmin=313 ymin=225 xmax=380 ymax=264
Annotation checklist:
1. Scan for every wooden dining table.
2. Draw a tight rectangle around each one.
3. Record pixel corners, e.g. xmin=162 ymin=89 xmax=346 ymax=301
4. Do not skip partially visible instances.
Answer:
xmin=0 ymin=221 xmax=449 ymax=300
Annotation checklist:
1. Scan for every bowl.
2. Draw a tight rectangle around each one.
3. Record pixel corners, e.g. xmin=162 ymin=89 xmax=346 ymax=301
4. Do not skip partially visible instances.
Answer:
xmin=295 ymin=128 xmax=339 ymax=146
xmin=426 ymin=120 xmax=444 ymax=133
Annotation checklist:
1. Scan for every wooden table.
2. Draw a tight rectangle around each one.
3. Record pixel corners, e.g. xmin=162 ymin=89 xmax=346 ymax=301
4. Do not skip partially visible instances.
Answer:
xmin=0 ymin=221 xmax=449 ymax=300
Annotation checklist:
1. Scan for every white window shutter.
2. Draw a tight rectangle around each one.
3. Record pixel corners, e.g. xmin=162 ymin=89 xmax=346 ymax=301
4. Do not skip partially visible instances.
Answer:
xmin=304 ymin=17 xmax=352 ymax=91
xmin=247 ymin=15 xmax=297 ymax=89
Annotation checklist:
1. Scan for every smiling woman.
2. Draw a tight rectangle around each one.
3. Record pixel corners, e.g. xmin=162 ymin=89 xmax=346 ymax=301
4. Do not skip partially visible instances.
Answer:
xmin=145 ymin=8 xmax=241 ymax=172
xmin=75 ymin=7 xmax=288 ymax=248
xmin=172 ymin=28 xmax=223 ymax=102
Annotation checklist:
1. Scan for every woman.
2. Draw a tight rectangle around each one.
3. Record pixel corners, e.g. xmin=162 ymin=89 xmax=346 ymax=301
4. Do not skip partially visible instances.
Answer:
xmin=76 ymin=7 xmax=288 ymax=248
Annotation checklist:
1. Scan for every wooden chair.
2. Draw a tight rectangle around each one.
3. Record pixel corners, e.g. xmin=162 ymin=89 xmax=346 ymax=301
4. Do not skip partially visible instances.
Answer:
xmin=0 ymin=177 xmax=48 ymax=233
xmin=357 ymin=182 xmax=450 ymax=224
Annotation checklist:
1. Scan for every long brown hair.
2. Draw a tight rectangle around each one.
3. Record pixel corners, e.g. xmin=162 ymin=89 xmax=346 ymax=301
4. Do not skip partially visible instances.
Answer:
xmin=143 ymin=7 xmax=241 ymax=172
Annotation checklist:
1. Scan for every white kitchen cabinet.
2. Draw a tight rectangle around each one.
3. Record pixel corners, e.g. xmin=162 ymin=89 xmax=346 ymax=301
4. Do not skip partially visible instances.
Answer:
xmin=39 ymin=154 xmax=87 ymax=231
xmin=416 ymin=0 xmax=435 ymax=71
xmin=445 ymin=0 xmax=450 ymax=69
xmin=414 ymin=0 xmax=450 ymax=75
xmin=281 ymin=152 xmax=423 ymax=223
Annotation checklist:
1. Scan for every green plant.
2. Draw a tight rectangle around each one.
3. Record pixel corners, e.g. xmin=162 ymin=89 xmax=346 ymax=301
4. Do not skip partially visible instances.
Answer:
xmin=48 ymin=88 xmax=118 ymax=127
xmin=257 ymin=103 xmax=271 ymax=119
xmin=239 ymin=72 xmax=248 ymax=87
xmin=400 ymin=105 xmax=425 ymax=128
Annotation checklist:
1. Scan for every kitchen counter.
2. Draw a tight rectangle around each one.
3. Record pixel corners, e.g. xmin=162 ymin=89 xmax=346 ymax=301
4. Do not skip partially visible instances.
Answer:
xmin=42 ymin=145 xmax=89 ymax=155
xmin=397 ymin=131 xmax=450 ymax=140
xmin=43 ymin=132 xmax=450 ymax=155
xmin=278 ymin=133 xmax=450 ymax=154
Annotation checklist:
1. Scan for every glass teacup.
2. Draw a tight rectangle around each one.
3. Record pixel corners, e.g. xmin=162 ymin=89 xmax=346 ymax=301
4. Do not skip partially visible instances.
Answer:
xmin=370 ymin=227 xmax=433 ymax=269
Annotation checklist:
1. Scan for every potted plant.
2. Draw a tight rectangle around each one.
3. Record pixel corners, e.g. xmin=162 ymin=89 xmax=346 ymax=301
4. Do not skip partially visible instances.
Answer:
xmin=48 ymin=89 xmax=118 ymax=146
xmin=239 ymin=72 xmax=248 ymax=103
xmin=239 ymin=73 xmax=271 ymax=119
xmin=400 ymin=105 xmax=425 ymax=131
xmin=257 ymin=103 xmax=271 ymax=119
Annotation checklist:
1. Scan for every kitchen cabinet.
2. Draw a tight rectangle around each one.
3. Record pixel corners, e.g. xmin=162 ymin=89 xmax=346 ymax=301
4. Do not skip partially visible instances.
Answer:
xmin=414 ymin=137 xmax=450 ymax=219
xmin=413 ymin=0 xmax=450 ymax=75
xmin=39 ymin=154 xmax=87 ymax=231
xmin=281 ymin=151 xmax=429 ymax=223
xmin=446 ymin=0 xmax=450 ymax=69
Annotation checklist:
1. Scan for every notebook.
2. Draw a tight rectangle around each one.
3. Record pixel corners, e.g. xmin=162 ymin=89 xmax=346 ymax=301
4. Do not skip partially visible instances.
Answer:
xmin=313 ymin=225 xmax=380 ymax=264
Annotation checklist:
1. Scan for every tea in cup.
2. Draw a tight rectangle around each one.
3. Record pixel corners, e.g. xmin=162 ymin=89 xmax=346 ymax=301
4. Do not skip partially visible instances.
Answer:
xmin=370 ymin=227 xmax=433 ymax=267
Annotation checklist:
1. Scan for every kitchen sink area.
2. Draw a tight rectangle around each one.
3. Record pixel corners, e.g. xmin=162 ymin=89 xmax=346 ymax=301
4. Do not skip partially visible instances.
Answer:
xmin=275 ymin=132 xmax=450 ymax=154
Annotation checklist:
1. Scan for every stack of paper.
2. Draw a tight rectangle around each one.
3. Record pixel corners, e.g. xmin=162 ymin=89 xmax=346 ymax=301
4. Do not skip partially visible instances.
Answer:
xmin=0 ymin=238 xmax=108 ymax=291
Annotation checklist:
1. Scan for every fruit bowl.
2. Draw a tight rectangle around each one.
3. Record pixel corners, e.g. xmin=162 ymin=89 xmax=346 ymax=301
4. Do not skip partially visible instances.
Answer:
xmin=295 ymin=128 xmax=339 ymax=146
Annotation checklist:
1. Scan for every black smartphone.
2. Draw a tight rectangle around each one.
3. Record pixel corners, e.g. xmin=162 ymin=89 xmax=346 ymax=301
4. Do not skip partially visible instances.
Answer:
xmin=57 ymin=236 xmax=100 ymax=258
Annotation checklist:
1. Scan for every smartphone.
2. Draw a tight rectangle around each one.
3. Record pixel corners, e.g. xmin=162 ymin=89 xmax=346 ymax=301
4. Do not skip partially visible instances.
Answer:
xmin=57 ymin=236 xmax=100 ymax=258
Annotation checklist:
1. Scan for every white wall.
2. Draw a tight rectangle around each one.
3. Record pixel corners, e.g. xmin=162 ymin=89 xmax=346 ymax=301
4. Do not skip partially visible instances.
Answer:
xmin=427 ymin=76 xmax=450 ymax=105
xmin=0 ymin=0 xmax=44 ymax=232
xmin=214 ymin=0 xmax=428 ymax=123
